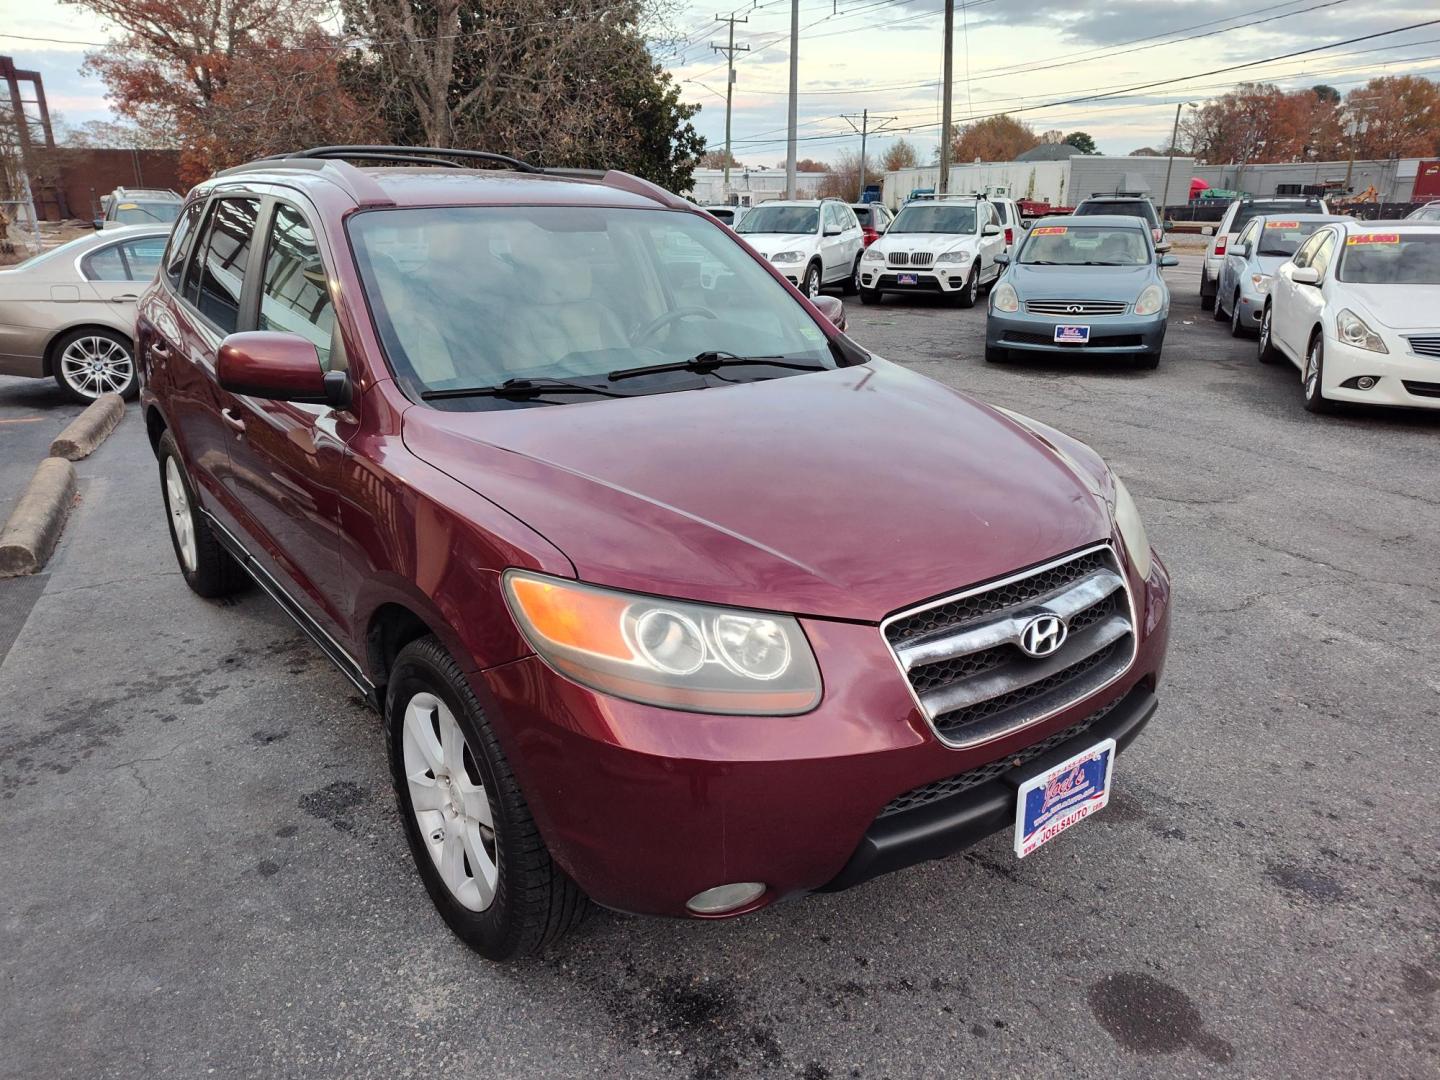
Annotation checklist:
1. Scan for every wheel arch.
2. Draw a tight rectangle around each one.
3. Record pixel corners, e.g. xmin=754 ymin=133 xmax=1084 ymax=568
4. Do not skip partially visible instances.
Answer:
xmin=144 ymin=403 xmax=169 ymax=456
xmin=366 ymin=602 xmax=444 ymax=694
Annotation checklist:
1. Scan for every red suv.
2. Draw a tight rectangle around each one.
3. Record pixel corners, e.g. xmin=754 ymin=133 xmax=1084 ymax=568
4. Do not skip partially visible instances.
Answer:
xmin=138 ymin=146 xmax=1171 ymax=960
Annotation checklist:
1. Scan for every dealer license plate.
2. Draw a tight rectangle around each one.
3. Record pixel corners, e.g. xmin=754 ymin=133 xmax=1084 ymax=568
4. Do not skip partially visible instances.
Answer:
xmin=1014 ymin=738 xmax=1115 ymax=858
xmin=1054 ymin=324 xmax=1090 ymax=343
xmin=897 ymin=273 xmax=918 ymax=286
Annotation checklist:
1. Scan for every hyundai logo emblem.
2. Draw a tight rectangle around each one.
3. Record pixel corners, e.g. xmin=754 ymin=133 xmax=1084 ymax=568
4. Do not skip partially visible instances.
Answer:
xmin=1018 ymin=614 xmax=1068 ymax=658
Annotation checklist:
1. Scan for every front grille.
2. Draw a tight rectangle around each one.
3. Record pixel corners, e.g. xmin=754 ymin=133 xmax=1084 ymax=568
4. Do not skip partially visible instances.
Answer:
xmin=1024 ymin=299 xmax=1128 ymax=316
xmin=1402 ymin=380 xmax=1440 ymax=399
xmin=1406 ymin=335 xmax=1440 ymax=358
xmin=883 ymin=546 xmax=1135 ymax=748
xmin=878 ymin=696 xmax=1124 ymax=818
xmin=888 ymin=251 xmax=934 ymax=267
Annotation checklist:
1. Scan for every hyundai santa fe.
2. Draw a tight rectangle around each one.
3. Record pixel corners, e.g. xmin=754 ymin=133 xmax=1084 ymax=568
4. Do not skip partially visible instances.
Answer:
xmin=138 ymin=146 xmax=1172 ymax=960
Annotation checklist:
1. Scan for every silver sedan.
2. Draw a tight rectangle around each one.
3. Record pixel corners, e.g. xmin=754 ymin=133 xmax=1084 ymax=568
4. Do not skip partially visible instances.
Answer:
xmin=0 ymin=225 xmax=170 ymax=401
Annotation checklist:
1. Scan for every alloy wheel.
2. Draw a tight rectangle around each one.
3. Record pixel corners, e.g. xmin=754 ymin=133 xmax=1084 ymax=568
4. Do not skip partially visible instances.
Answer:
xmin=968 ymin=268 xmax=979 ymax=304
xmin=59 ymin=335 xmax=132 ymax=399
xmin=401 ymin=692 xmax=498 ymax=912
xmin=1305 ymin=342 xmax=1321 ymax=400
xmin=1231 ymin=295 xmax=1241 ymax=335
xmin=164 ymin=457 xmax=198 ymax=574
xmin=806 ymin=268 xmax=821 ymax=299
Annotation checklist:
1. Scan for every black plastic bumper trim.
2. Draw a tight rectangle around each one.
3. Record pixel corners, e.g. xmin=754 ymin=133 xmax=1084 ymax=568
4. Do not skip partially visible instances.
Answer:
xmin=817 ymin=685 xmax=1158 ymax=892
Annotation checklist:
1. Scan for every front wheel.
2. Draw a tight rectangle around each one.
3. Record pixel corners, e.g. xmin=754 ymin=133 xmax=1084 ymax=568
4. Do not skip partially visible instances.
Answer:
xmin=984 ymin=345 xmax=1011 ymax=363
xmin=53 ymin=328 xmax=136 ymax=403
xmin=1229 ymin=292 xmax=1247 ymax=337
xmin=859 ymin=286 xmax=882 ymax=305
xmin=388 ymin=636 xmax=589 ymax=960
xmin=1135 ymin=349 xmax=1161 ymax=370
xmin=801 ymin=263 xmax=822 ymax=300
xmin=1302 ymin=335 xmax=1335 ymax=414
xmin=157 ymin=431 xmax=247 ymax=598
xmin=955 ymin=262 xmax=980 ymax=308
xmin=1257 ymin=305 xmax=1281 ymax=364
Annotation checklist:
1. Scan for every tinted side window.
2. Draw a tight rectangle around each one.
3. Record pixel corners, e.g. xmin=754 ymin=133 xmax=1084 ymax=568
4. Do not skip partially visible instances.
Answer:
xmin=1292 ymin=231 xmax=1324 ymax=268
xmin=83 ymin=244 xmax=128 ymax=281
xmin=1309 ymin=232 xmax=1337 ymax=279
xmin=164 ymin=201 xmax=204 ymax=289
xmin=259 ymin=203 xmax=335 ymax=369
xmin=192 ymin=197 xmax=261 ymax=333
xmin=121 ymin=237 xmax=166 ymax=281
xmin=993 ymin=202 xmax=1009 ymax=223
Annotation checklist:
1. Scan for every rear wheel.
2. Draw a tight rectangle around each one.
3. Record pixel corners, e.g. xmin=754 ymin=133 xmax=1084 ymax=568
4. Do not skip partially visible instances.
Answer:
xmin=843 ymin=255 xmax=861 ymax=295
xmin=53 ymin=328 xmax=136 ymax=403
xmin=1302 ymin=334 xmax=1335 ymax=414
xmin=1199 ymin=268 xmax=1215 ymax=311
xmin=1257 ymin=304 xmax=1282 ymax=364
xmin=955 ymin=262 xmax=980 ymax=308
xmin=156 ymin=431 xmax=246 ymax=598
xmin=388 ymin=636 xmax=589 ymax=960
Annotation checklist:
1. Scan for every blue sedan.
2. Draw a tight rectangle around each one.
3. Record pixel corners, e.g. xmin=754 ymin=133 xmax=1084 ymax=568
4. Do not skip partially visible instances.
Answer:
xmin=985 ymin=215 xmax=1179 ymax=369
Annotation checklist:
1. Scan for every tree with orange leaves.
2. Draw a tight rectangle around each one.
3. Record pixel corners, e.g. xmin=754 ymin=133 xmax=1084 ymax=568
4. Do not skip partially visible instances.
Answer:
xmin=950 ymin=115 xmax=1040 ymax=164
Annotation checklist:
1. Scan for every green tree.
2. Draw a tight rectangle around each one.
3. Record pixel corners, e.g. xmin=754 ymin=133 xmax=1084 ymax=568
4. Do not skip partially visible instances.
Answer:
xmin=1064 ymin=131 xmax=1099 ymax=154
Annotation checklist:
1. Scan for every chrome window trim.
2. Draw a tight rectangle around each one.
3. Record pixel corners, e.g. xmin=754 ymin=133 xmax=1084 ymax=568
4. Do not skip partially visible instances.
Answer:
xmin=879 ymin=541 xmax=1139 ymax=751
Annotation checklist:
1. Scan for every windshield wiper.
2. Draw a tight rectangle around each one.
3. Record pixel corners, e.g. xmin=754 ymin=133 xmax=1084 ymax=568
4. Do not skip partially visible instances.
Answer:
xmin=420 ymin=377 xmax=635 ymax=402
xmin=608 ymin=351 xmax=826 ymax=382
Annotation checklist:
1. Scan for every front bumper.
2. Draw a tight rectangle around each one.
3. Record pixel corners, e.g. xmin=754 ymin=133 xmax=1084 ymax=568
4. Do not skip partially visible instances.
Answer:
xmin=861 ymin=265 xmax=971 ymax=293
xmin=476 ymin=553 xmax=1172 ymax=918
xmin=986 ymin=310 xmax=1167 ymax=355
xmin=1321 ymin=332 xmax=1440 ymax=409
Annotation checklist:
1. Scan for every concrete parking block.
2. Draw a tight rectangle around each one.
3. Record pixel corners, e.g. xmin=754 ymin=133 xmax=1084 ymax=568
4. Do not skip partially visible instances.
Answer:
xmin=48 ymin=392 xmax=125 ymax=460
xmin=0 ymin=456 xmax=77 ymax=577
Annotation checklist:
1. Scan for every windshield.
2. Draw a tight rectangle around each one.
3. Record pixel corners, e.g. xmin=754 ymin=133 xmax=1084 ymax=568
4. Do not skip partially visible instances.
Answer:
xmin=1338 ymin=232 xmax=1440 ymax=284
xmin=113 ymin=202 xmax=181 ymax=225
xmin=736 ymin=205 xmax=817 ymax=235
xmin=1019 ymin=224 xmax=1150 ymax=266
xmin=1255 ymin=219 xmax=1326 ymax=257
xmin=349 ymin=205 xmax=840 ymax=407
xmin=889 ymin=204 xmax=976 ymax=234
xmin=1077 ymin=200 xmax=1155 ymax=226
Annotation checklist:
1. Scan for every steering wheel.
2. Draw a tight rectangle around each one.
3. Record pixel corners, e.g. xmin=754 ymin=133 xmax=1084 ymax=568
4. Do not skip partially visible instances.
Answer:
xmin=631 ymin=306 xmax=718 ymax=346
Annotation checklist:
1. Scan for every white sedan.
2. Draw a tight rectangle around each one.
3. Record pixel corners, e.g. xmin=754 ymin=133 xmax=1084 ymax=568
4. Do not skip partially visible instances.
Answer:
xmin=1259 ymin=218 xmax=1440 ymax=413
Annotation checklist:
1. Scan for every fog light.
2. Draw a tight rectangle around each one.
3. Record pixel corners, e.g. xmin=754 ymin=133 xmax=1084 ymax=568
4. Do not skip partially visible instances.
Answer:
xmin=686 ymin=882 xmax=766 ymax=916
xmin=1357 ymin=376 xmax=1377 ymax=390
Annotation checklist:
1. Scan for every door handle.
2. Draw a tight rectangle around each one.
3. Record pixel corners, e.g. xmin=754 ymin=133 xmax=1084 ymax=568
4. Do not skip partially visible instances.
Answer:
xmin=221 ymin=407 xmax=247 ymax=434
xmin=110 ymin=294 xmax=139 ymax=303
xmin=149 ymin=338 xmax=170 ymax=357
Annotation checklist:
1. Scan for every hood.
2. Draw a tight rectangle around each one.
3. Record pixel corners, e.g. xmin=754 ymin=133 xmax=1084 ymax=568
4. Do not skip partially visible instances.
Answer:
xmin=1343 ymin=283 xmax=1440 ymax=331
xmin=400 ymin=361 xmax=1113 ymax=621
xmin=877 ymin=232 xmax=976 ymax=257
xmin=1006 ymin=262 xmax=1156 ymax=301
xmin=739 ymin=233 xmax=815 ymax=258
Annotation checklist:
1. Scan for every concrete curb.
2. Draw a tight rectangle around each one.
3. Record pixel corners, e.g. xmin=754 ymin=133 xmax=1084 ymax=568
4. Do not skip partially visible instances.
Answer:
xmin=0 ymin=457 xmax=78 ymax=578
xmin=50 ymin=393 xmax=125 ymax=461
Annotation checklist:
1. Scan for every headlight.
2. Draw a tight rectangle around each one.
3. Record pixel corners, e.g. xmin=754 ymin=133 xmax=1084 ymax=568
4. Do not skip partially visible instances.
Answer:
xmin=770 ymin=250 xmax=805 ymax=264
xmin=1111 ymin=478 xmax=1152 ymax=581
xmin=1335 ymin=308 xmax=1388 ymax=354
xmin=1249 ymin=273 xmax=1271 ymax=294
xmin=935 ymin=249 xmax=971 ymax=263
xmin=502 ymin=571 xmax=822 ymax=715
xmin=1133 ymin=284 xmax=1165 ymax=316
xmin=991 ymin=282 xmax=1019 ymax=313
xmin=862 ymin=246 xmax=885 ymax=262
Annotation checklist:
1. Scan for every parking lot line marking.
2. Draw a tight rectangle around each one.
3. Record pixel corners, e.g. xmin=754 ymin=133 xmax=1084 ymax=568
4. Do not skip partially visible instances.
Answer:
xmin=0 ymin=416 xmax=46 ymax=425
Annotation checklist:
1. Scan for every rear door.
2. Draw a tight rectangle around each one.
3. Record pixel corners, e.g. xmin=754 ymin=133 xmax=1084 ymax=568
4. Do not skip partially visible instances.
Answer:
xmin=977 ymin=203 xmax=1005 ymax=278
xmin=218 ymin=198 xmax=352 ymax=642
xmin=819 ymin=203 xmax=847 ymax=282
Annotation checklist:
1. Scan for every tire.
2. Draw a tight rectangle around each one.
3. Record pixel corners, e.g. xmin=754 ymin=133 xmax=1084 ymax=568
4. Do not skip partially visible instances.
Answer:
xmin=1229 ymin=292 xmax=1247 ymax=337
xmin=1199 ymin=268 xmax=1215 ymax=311
xmin=1135 ymin=349 xmax=1161 ymax=370
xmin=984 ymin=345 xmax=1011 ymax=363
xmin=1302 ymin=333 xmax=1335 ymax=414
xmin=859 ymin=286 xmax=882 ymax=305
xmin=52 ymin=327 xmax=137 ymax=403
xmin=1212 ymin=290 xmax=1228 ymax=321
xmin=156 ymin=430 xmax=247 ymax=598
xmin=801 ymin=262 xmax=822 ymax=300
xmin=388 ymin=636 xmax=589 ymax=960
xmin=843 ymin=255 xmax=861 ymax=296
xmin=1257 ymin=304 xmax=1281 ymax=365
xmin=955 ymin=262 xmax=980 ymax=309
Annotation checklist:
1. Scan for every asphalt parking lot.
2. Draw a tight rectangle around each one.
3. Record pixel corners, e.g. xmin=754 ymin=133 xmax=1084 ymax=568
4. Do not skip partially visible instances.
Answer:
xmin=1 ymin=254 xmax=1437 ymax=1079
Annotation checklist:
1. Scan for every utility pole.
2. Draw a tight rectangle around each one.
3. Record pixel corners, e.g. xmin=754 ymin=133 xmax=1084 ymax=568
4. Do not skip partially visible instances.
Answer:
xmin=1343 ymin=97 xmax=1378 ymax=192
xmin=785 ymin=0 xmax=800 ymax=198
xmin=1161 ymin=101 xmax=1193 ymax=213
xmin=841 ymin=110 xmax=898 ymax=199
xmin=937 ymin=0 xmax=954 ymax=194
xmin=711 ymin=13 xmax=749 ymax=199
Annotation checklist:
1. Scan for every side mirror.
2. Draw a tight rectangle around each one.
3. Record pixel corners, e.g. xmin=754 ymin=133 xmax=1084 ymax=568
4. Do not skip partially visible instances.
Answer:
xmin=823 ymin=225 xmax=842 ymax=236
xmin=1291 ymin=266 xmax=1320 ymax=286
xmin=993 ymin=253 xmax=1011 ymax=266
xmin=1201 ymin=226 xmax=1214 ymax=236
xmin=1155 ymin=241 xmax=1172 ymax=253
xmin=92 ymin=219 xmax=105 ymax=230
xmin=1159 ymin=254 xmax=1179 ymax=267
xmin=218 ymin=331 xmax=352 ymax=409
xmin=811 ymin=295 xmax=847 ymax=331
xmin=982 ymin=224 xmax=1001 ymax=236
xmin=1020 ymin=219 xmax=1031 ymax=229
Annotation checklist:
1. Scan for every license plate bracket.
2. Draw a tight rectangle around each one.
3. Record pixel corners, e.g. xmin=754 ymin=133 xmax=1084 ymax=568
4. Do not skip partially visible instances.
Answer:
xmin=897 ymin=273 xmax=918 ymax=286
xmin=1014 ymin=738 xmax=1115 ymax=858
xmin=1054 ymin=324 xmax=1090 ymax=343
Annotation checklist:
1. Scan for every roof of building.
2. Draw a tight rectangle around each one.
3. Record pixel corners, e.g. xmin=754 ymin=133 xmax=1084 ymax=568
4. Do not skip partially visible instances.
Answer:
xmin=1016 ymin=143 xmax=1085 ymax=162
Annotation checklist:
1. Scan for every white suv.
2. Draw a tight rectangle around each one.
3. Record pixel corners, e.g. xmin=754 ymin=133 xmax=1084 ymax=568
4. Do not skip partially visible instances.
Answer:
xmin=1259 ymin=218 xmax=1440 ymax=413
xmin=858 ymin=196 xmax=1005 ymax=307
xmin=733 ymin=199 xmax=864 ymax=297
xmin=1201 ymin=196 xmax=1327 ymax=310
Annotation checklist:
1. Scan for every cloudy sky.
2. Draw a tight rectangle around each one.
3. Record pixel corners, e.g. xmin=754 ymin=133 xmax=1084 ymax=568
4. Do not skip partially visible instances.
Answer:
xmin=1 ymin=0 xmax=1436 ymax=161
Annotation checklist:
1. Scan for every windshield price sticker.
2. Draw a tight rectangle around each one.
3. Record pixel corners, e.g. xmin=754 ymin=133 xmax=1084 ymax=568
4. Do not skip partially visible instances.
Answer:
xmin=1031 ymin=226 xmax=1068 ymax=236
xmin=1265 ymin=220 xmax=1300 ymax=229
xmin=1347 ymin=233 xmax=1399 ymax=246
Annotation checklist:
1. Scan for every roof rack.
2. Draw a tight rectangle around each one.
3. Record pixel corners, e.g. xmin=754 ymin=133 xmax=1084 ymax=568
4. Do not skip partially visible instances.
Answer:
xmin=1090 ymin=191 xmax=1148 ymax=198
xmin=285 ymin=144 xmax=543 ymax=173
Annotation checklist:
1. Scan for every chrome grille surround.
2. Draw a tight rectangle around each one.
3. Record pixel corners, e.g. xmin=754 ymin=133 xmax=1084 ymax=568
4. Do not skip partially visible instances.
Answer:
xmin=1024 ymin=299 xmax=1128 ymax=316
xmin=1405 ymin=334 xmax=1440 ymax=358
xmin=887 ymin=251 xmax=934 ymax=267
xmin=880 ymin=544 xmax=1137 ymax=750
